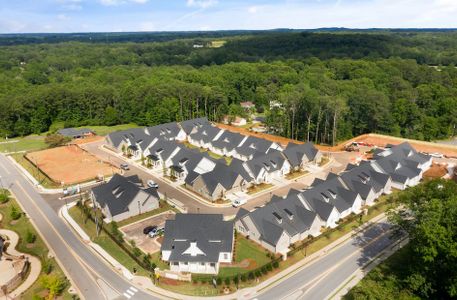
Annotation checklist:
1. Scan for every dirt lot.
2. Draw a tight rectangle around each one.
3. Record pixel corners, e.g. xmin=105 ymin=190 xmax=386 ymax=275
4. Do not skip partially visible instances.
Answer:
xmin=120 ymin=210 xmax=175 ymax=254
xmin=25 ymin=144 xmax=118 ymax=185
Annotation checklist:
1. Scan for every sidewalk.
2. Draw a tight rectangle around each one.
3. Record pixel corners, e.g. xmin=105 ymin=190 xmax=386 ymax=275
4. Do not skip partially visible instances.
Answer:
xmin=0 ymin=229 xmax=42 ymax=300
xmin=61 ymin=195 xmax=389 ymax=300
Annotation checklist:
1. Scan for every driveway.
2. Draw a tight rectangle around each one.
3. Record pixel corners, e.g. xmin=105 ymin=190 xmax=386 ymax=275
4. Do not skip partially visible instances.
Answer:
xmin=120 ymin=211 xmax=175 ymax=254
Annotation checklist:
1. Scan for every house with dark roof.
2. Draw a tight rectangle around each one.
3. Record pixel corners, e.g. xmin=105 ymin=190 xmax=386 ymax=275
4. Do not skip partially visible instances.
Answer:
xmin=235 ymin=195 xmax=321 ymax=255
xmin=57 ymin=128 xmax=94 ymax=139
xmin=185 ymin=163 xmax=249 ymax=201
xmin=188 ymin=124 xmax=224 ymax=149
xmin=209 ymin=131 xmax=245 ymax=157
xmin=91 ymin=174 xmax=159 ymax=222
xmin=339 ymin=161 xmax=392 ymax=205
xmin=244 ymin=150 xmax=291 ymax=184
xmin=161 ymin=214 xmax=234 ymax=274
xmin=371 ymin=143 xmax=432 ymax=190
xmin=283 ymin=142 xmax=322 ymax=171
xmin=180 ymin=118 xmax=210 ymax=135
xmin=146 ymin=122 xmax=186 ymax=141
xmin=144 ymin=139 xmax=183 ymax=169
xmin=167 ymin=148 xmax=216 ymax=181
xmin=233 ymin=136 xmax=281 ymax=161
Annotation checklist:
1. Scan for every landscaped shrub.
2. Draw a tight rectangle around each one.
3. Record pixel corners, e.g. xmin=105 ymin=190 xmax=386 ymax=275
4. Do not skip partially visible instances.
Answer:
xmin=26 ymin=230 xmax=36 ymax=243
xmin=233 ymin=276 xmax=239 ymax=285
xmin=272 ymin=261 xmax=279 ymax=268
xmin=42 ymin=258 xmax=53 ymax=274
xmin=10 ymin=206 xmax=21 ymax=220
xmin=224 ymin=277 xmax=231 ymax=285
xmin=241 ymin=274 xmax=247 ymax=282
xmin=0 ymin=192 xmax=8 ymax=203
xmin=255 ymin=270 xmax=262 ymax=278
xmin=132 ymin=247 xmax=142 ymax=257
xmin=216 ymin=277 xmax=222 ymax=285
xmin=261 ymin=266 xmax=268 ymax=275
xmin=248 ymin=272 xmax=254 ymax=280
xmin=266 ymin=263 xmax=273 ymax=272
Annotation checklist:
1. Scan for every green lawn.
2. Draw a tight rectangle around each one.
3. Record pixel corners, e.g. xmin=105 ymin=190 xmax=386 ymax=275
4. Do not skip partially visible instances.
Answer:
xmin=68 ymin=205 xmax=151 ymax=276
xmin=10 ymin=153 xmax=60 ymax=188
xmin=77 ymin=123 xmax=137 ymax=136
xmin=117 ymin=201 xmax=178 ymax=227
xmin=0 ymin=194 xmax=73 ymax=299
xmin=0 ymin=135 xmax=47 ymax=153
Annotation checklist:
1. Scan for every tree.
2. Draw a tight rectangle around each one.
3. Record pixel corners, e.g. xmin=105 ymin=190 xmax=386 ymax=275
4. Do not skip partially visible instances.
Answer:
xmin=388 ymin=179 xmax=457 ymax=299
xmin=40 ymin=274 xmax=66 ymax=300
xmin=44 ymin=134 xmax=70 ymax=148
xmin=104 ymin=106 xmax=119 ymax=126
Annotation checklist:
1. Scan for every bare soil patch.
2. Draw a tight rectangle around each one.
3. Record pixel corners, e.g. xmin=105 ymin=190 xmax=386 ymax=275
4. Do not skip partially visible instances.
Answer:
xmin=26 ymin=144 xmax=119 ymax=185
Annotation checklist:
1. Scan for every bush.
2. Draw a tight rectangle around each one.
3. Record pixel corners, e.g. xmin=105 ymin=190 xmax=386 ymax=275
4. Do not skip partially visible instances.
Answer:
xmin=26 ymin=230 xmax=36 ymax=243
xmin=10 ymin=206 xmax=21 ymax=220
xmin=273 ymin=261 xmax=279 ymax=269
xmin=40 ymin=274 xmax=66 ymax=299
xmin=248 ymin=272 xmax=254 ymax=280
xmin=261 ymin=266 xmax=268 ymax=275
xmin=42 ymin=258 xmax=53 ymax=274
xmin=216 ymin=277 xmax=222 ymax=285
xmin=224 ymin=277 xmax=231 ymax=285
xmin=255 ymin=270 xmax=262 ymax=278
xmin=266 ymin=263 xmax=273 ymax=272
xmin=132 ymin=247 xmax=142 ymax=257
xmin=241 ymin=274 xmax=247 ymax=282
xmin=44 ymin=133 xmax=71 ymax=148
xmin=0 ymin=192 xmax=8 ymax=203
xmin=233 ymin=276 xmax=239 ymax=285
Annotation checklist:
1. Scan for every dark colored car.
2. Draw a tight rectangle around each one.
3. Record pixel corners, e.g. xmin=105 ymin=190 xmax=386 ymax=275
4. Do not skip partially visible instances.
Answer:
xmin=143 ymin=225 xmax=157 ymax=235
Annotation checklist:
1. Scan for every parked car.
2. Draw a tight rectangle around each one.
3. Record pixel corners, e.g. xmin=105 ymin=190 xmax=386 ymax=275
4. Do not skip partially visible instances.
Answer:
xmin=120 ymin=163 xmax=129 ymax=170
xmin=147 ymin=180 xmax=159 ymax=188
xmin=143 ymin=225 xmax=157 ymax=235
xmin=430 ymin=152 xmax=444 ymax=158
xmin=232 ymin=198 xmax=247 ymax=207
xmin=148 ymin=227 xmax=164 ymax=238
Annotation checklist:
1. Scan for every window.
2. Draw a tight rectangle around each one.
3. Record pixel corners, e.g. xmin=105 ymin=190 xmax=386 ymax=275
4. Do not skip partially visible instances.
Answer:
xmin=210 ymin=263 xmax=215 ymax=267
xmin=173 ymin=262 xmax=179 ymax=266
xmin=200 ymin=262 xmax=205 ymax=266
xmin=184 ymin=262 xmax=188 ymax=265
xmin=223 ymin=253 xmax=228 ymax=260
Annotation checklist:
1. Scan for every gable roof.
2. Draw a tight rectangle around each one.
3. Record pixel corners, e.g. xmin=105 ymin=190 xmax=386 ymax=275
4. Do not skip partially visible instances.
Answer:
xmin=92 ymin=174 xmax=158 ymax=217
xmin=57 ymin=128 xmax=93 ymax=138
xmin=283 ymin=142 xmax=319 ymax=167
xmin=180 ymin=118 xmax=210 ymax=135
xmin=161 ymin=214 xmax=234 ymax=263
xmin=211 ymin=131 xmax=245 ymax=151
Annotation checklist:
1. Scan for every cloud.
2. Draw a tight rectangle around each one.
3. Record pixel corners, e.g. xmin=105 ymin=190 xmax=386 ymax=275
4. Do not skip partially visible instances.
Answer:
xmin=56 ymin=0 xmax=83 ymax=10
xmin=186 ymin=0 xmax=218 ymax=9
xmin=99 ymin=0 xmax=148 ymax=5
xmin=248 ymin=6 xmax=259 ymax=14
xmin=57 ymin=14 xmax=69 ymax=20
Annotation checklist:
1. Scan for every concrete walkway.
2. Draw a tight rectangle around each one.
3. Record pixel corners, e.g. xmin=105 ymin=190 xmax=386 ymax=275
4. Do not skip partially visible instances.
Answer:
xmin=0 ymin=229 xmax=41 ymax=300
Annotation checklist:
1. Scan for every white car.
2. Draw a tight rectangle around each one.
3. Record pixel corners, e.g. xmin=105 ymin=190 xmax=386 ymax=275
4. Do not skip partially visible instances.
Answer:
xmin=232 ymin=198 xmax=247 ymax=207
xmin=430 ymin=152 xmax=444 ymax=158
xmin=147 ymin=180 xmax=159 ymax=188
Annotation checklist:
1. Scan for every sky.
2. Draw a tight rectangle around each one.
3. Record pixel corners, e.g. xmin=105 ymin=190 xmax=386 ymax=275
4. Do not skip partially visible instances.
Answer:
xmin=0 ymin=0 xmax=457 ymax=33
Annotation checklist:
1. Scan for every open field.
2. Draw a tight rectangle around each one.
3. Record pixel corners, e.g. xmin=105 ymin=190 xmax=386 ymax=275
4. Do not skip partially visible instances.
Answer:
xmin=25 ymin=145 xmax=118 ymax=185
xmin=76 ymin=123 xmax=138 ymax=136
xmin=0 ymin=135 xmax=47 ymax=153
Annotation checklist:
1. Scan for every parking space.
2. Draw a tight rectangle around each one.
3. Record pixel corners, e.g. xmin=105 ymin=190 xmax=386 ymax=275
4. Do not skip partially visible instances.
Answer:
xmin=119 ymin=211 xmax=175 ymax=253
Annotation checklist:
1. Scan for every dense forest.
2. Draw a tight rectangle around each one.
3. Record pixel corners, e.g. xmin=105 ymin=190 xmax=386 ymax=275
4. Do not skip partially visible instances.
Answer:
xmin=0 ymin=30 xmax=457 ymax=144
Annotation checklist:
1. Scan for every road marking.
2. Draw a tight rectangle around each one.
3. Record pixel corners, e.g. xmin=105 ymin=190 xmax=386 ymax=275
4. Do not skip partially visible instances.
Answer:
xmin=126 ymin=289 xmax=135 ymax=295
xmin=123 ymin=292 xmax=132 ymax=299
xmin=130 ymin=286 xmax=138 ymax=292
xmin=0 ymin=157 xmax=11 ymax=175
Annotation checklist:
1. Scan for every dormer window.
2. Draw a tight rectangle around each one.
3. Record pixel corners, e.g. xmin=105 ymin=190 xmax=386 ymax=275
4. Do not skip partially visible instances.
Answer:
xmin=270 ymin=160 xmax=277 ymax=168
xmin=357 ymin=174 xmax=367 ymax=184
xmin=272 ymin=212 xmax=282 ymax=224
xmin=361 ymin=172 xmax=371 ymax=181
xmin=328 ymin=189 xmax=337 ymax=199
xmin=395 ymin=163 xmax=401 ymax=171
xmin=284 ymin=208 xmax=294 ymax=220
xmin=321 ymin=192 xmax=330 ymax=202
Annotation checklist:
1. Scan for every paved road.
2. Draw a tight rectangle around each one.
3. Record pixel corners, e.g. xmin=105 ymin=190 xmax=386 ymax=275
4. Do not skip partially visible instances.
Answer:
xmin=252 ymin=220 xmax=399 ymax=300
xmin=0 ymin=154 xmax=158 ymax=300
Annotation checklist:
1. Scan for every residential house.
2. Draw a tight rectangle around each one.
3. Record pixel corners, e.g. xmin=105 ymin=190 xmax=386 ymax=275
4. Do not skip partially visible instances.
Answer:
xmin=91 ymin=174 xmax=159 ymax=222
xmin=244 ymin=150 xmax=291 ymax=184
xmin=147 ymin=122 xmax=187 ymax=141
xmin=185 ymin=163 xmax=248 ymax=201
xmin=283 ymin=142 xmax=322 ymax=171
xmin=233 ymin=136 xmax=281 ymax=161
xmin=235 ymin=195 xmax=321 ymax=255
xmin=209 ymin=131 xmax=245 ymax=157
xmin=144 ymin=139 xmax=183 ymax=170
xmin=188 ymin=124 xmax=224 ymax=149
xmin=371 ymin=142 xmax=432 ymax=190
xmin=240 ymin=101 xmax=255 ymax=110
xmin=167 ymin=148 xmax=216 ymax=181
xmin=57 ymin=128 xmax=94 ymax=139
xmin=161 ymin=214 xmax=234 ymax=274
xmin=180 ymin=118 xmax=210 ymax=136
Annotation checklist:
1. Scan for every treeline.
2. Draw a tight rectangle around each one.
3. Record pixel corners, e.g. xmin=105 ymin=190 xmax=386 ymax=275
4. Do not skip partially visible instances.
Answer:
xmin=2 ymin=31 xmax=457 ymax=71
xmin=0 ymin=53 xmax=456 ymax=143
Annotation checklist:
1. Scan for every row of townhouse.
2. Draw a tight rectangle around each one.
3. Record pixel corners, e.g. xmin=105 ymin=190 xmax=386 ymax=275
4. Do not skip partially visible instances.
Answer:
xmin=235 ymin=142 xmax=432 ymax=256
xmin=106 ymin=118 xmax=322 ymax=202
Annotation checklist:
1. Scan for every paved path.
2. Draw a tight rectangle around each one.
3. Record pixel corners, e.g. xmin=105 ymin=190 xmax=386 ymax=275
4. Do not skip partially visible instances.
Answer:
xmin=0 ymin=229 xmax=41 ymax=300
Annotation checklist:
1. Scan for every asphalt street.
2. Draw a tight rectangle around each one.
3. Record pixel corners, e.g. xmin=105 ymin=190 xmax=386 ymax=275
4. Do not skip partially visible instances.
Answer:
xmin=253 ymin=220 xmax=398 ymax=300
xmin=0 ymin=154 xmax=158 ymax=300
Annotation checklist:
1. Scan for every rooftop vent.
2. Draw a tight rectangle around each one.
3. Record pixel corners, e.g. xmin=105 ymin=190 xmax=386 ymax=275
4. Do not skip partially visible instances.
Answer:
xmin=328 ymin=189 xmax=337 ymax=199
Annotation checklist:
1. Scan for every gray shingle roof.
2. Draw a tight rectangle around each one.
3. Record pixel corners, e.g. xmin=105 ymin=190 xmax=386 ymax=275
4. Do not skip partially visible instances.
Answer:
xmin=57 ymin=128 xmax=93 ymax=138
xmin=180 ymin=118 xmax=210 ymax=134
xmin=161 ymin=214 xmax=233 ymax=263
xmin=283 ymin=142 xmax=318 ymax=168
xmin=92 ymin=174 xmax=158 ymax=217
xmin=189 ymin=124 xmax=223 ymax=145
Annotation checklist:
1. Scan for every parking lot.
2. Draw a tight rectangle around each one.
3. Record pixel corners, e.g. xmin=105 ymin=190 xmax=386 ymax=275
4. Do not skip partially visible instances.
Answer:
xmin=119 ymin=210 xmax=175 ymax=253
